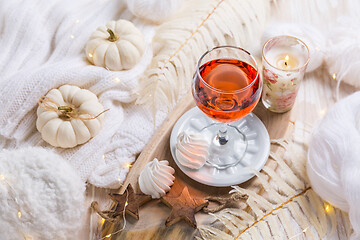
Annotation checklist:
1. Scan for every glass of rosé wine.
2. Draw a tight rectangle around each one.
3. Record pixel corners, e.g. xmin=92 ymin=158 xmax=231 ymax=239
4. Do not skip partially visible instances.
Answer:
xmin=192 ymin=46 xmax=262 ymax=169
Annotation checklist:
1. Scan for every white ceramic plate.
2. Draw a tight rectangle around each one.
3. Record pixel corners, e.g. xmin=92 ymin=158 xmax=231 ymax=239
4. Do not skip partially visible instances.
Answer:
xmin=170 ymin=107 xmax=270 ymax=187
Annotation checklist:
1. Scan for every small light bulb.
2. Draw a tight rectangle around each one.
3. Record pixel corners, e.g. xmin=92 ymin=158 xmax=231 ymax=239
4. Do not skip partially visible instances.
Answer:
xmin=325 ymin=203 xmax=331 ymax=213
xmin=70 ymin=35 xmax=75 ymax=39
xmin=124 ymin=162 xmax=132 ymax=168
xmin=101 ymin=218 xmax=106 ymax=225
xmin=125 ymin=202 xmax=128 ymax=207
xmin=18 ymin=211 xmax=22 ymax=219
xmin=88 ymin=53 xmax=93 ymax=58
xmin=118 ymin=176 xmax=121 ymax=182
xmin=0 ymin=174 xmax=4 ymax=180
xmin=75 ymin=19 xmax=80 ymax=24
xmin=332 ymin=73 xmax=336 ymax=80
xmin=303 ymin=227 xmax=308 ymax=233
xmin=320 ymin=109 xmax=327 ymax=116
xmin=113 ymin=77 xmax=120 ymax=84
xmin=102 ymin=154 xmax=106 ymax=159
xmin=105 ymin=234 xmax=112 ymax=238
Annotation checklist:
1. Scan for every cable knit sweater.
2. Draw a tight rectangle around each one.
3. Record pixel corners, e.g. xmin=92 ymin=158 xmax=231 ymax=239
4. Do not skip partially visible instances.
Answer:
xmin=0 ymin=0 xmax=162 ymax=188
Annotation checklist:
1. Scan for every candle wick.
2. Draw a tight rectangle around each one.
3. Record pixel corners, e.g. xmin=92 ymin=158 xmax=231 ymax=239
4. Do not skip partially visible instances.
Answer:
xmin=285 ymin=61 xmax=288 ymax=66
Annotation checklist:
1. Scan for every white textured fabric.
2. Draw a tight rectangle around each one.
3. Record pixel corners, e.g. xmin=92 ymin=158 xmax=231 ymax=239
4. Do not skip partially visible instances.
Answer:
xmin=0 ymin=147 xmax=85 ymax=240
xmin=326 ymin=16 xmax=360 ymax=91
xmin=126 ymin=0 xmax=183 ymax=23
xmin=307 ymin=92 xmax=360 ymax=240
xmin=273 ymin=0 xmax=360 ymax=89
xmin=0 ymin=0 xmax=161 ymax=188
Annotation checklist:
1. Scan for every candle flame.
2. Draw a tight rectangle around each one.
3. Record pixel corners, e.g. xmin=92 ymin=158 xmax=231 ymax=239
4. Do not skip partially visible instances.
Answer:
xmin=285 ymin=55 xmax=289 ymax=61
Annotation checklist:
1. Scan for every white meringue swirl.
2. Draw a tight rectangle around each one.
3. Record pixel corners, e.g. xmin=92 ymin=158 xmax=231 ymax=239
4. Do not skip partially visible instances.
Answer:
xmin=175 ymin=131 xmax=209 ymax=169
xmin=138 ymin=158 xmax=175 ymax=199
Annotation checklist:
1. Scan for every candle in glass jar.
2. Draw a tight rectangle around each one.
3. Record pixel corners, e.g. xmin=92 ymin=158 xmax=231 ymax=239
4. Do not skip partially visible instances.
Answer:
xmin=262 ymin=36 xmax=310 ymax=113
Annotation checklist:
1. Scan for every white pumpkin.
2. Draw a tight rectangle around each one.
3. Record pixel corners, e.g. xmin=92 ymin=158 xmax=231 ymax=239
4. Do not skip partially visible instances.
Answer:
xmin=36 ymin=85 xmax=105 ymax=148
xmin=85 ymin=19 xmax=145 ymax=71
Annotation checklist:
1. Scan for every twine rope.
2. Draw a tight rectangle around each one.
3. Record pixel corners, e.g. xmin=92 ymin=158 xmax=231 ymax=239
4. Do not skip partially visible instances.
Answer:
xmin=38 ymin=96 xmax=109 ymax=121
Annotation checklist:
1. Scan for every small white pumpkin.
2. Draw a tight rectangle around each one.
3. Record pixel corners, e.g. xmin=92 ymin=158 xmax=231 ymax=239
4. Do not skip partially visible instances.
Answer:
xmin=85 ymin=19 xmax=145 ymax=71
xmin=36 ymin=85 xmax=105 ymax=148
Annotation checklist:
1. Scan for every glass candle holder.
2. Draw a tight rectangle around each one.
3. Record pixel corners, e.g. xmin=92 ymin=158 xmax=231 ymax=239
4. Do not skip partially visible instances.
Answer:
xmin=261 ymin=35 xmax=310 ymax=113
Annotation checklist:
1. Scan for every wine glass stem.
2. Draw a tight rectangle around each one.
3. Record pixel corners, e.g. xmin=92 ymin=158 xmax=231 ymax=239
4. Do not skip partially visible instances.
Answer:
xmin=217 ymin=124 xmax=229 ymax=145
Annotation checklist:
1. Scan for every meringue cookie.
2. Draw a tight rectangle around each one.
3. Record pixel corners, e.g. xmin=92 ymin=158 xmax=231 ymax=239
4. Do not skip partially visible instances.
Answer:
xmin=138 ymin=158 xmax=175 ymax=199
xmin=175 ymin=131 xmax=209 ymax=169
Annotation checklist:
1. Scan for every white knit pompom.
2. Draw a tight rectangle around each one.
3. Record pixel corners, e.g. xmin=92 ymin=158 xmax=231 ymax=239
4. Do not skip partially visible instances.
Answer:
xmin=307 ymin=92 xmax=360 ymax=240
xmin=0 ymin=147 xmax=85 ymax=240
xmin=261 ymin=22 xmax=325 ymax=72
xmin=326 ymin=17 xmax=360 ymax=89
xmin=126 ymin=0 xmax=183 ymax=23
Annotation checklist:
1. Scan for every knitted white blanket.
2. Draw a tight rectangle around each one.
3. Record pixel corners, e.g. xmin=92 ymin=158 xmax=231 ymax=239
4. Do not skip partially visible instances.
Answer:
xmin=0 ymin=0 xmax=159 ymax=188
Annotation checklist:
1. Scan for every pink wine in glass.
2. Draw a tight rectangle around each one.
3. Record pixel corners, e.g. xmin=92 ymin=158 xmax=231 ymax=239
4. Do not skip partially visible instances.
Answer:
xmin=193 ymin=58 xmax=261 ymax=122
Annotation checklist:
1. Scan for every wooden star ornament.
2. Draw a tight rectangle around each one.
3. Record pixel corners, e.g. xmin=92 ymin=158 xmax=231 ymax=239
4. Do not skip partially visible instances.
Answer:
xmin=161 ymin=186 xmax=208 ymax=228
xmin=109 ymin=184 xmax=152 ymax=220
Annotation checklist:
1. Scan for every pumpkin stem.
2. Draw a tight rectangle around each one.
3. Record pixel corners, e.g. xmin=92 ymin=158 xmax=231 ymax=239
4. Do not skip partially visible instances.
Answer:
xmin=107 ymin=29 xmax=119 ymax=42
xmin=58 ymin=106 xmax=73 ymax=112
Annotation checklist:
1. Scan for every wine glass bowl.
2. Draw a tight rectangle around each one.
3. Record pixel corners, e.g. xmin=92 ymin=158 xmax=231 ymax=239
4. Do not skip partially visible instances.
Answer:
xmin=193 ymin=57 xmax=261 ymax=122
xmin=192 ymin=46 xmax=262 ymax=169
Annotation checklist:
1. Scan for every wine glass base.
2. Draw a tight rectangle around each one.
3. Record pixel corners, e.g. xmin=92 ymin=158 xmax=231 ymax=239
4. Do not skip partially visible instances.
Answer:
xmin=170 ymin=107 xmax=270 ymax=187
xmin=203 ymin=123 xmax=248 ymax=169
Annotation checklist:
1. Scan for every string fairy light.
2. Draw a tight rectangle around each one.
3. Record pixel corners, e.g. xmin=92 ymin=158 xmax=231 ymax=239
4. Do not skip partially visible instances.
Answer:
xmin=289 ymin=227 xmax=309 ymax=239
xmin=90 ymin=176 xmax=129 ymax=240
xmin=69 ymin=19 xmax=81 ymax=41
xmin=319 ymin=108 xmax=327 ymax=117
xmin=124 ymin=162 xmax=132 ymax=168
xmin=0 ymin=174 xmax=22 ymax=218
xmin=113 ymin=77 xmax=120 ymax=84
xmin=324 ymin=202 xmax=332 ymax=213
xmin=0 ymin=174 xmax=32 ymax=239
xmin=100 ymin=218 xmax=106 ymax=226
xmin=333 ymin=72 xmax=343 ymax=101
xmin=90 ymin=160 xmax=134 ymax=239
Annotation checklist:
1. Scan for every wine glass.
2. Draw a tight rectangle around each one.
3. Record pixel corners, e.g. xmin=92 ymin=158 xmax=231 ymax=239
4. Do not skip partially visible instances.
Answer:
xmin=192 ymin=46 xmax=262 ymax=169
